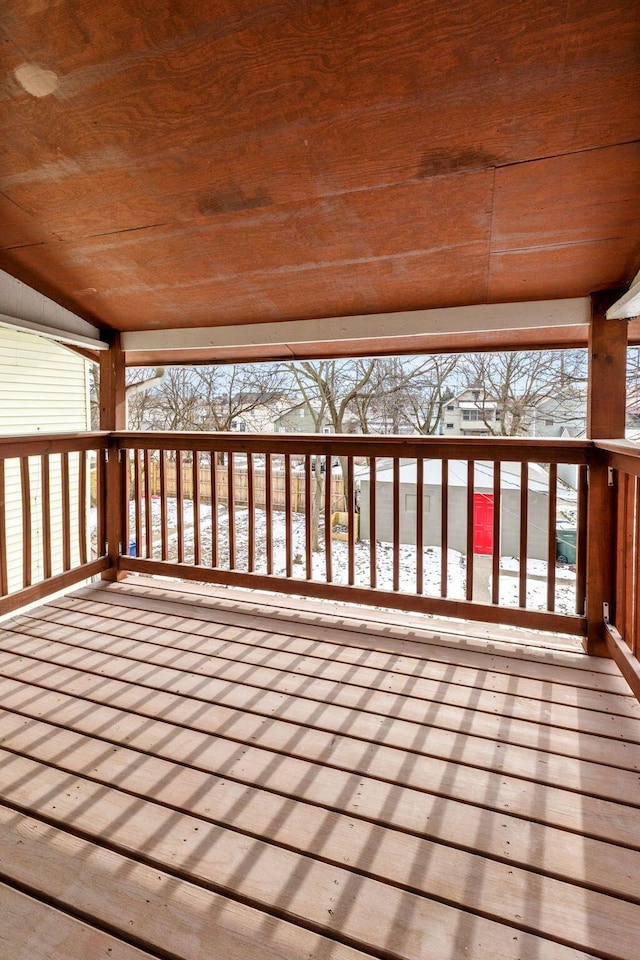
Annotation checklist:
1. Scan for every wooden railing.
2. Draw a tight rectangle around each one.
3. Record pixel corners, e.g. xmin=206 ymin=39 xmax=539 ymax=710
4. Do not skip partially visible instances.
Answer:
xmin=594 ymin=440 xmax=640 ymax=697
xmin=112 ymin=432 xmax=592 ymax=635
xmin=0 ymin=433 xmax=110 ymax=616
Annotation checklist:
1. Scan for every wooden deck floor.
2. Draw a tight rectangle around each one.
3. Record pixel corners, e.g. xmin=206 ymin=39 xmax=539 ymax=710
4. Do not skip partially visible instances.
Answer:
xmin=1 ymin=578 xmax=640 ymax=960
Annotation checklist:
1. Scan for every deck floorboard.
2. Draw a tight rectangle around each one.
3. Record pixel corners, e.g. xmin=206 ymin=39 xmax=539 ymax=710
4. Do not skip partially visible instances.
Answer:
xmin=1 ymin=580 xmax=639 ymax=959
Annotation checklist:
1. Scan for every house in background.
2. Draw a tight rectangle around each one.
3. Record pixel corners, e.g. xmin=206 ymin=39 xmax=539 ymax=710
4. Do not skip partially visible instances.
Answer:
xmin=441 ymin=386 xmax=504 ymax=436
xmin=0 ymin=326 xmax=92 ymax=594
xmin=273 ymin=401 xmax=334 ymax=434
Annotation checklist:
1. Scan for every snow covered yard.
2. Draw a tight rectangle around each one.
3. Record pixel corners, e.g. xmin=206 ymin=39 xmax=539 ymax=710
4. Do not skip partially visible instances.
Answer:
xmin=118 ymin=497 xmax=578 ymax=616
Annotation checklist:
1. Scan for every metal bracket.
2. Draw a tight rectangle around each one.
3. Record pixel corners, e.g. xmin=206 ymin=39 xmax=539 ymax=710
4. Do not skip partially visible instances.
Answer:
xmin=603 ymin=601 xmax=610 ymax=624
xmin=607 ymin=467 xmax=615 ymax=486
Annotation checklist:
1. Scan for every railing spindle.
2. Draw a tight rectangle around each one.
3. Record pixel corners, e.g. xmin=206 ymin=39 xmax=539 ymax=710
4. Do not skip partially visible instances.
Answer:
xmin=133 ymin=449 xmax=141 ymax=559
xmin=121 ymin=448 xmax=130 ymax=560
xmin=576 ymin=464 xmax=588 ymax=617
xmin=265 ymin=452 xmax=273 ymax=575
xmin=624 ymin=473 xmax=635 ymax=642
xmin=465 ymin=460 xmax=474 ymax=602
xmin=41 ymin=454 xmax=52 ymax=579
xmin=176 ymin=450 xmax=184 ymax=563
xmin=96 ymin=449 xmax=106 ymax=558
xmin=491 ymin=461 xmax=501 ymax=605
xmin=160 ymin=449 xmax=168 ymax=561
xmin=79 ymin=450 xmax=88 ymax=566
xmin=193 ymin=452 xmax=202 ymax=567
xmin=441 ymin=459 xmax=448 ymax=597
xmin=546 ymin=462 xmax=557 ymax=612
xmin=416 ymin=457 xmax=424 ymax=595
xmin=211 ymin=451 xmax=219 ymax=567
xmin=284 ymin=453 xmax=292 ymax=578
xmin=369 ymin=456 xmax=376 ymax=589
xmin=348 ymin=455 xmax=356 ymax=587
xmin=61 ymin=452 xmax=71 ymax=572
xmin=144 ymin=449 xmax=152 ymax=560
xmin=519 ymin=462 xmax=529 ymax=608
xmin=247 ymin=452 xmax=255 ymax=573
xmin=304 ymin=455 xmax=312 ymax=579
xmin=392 ymin=457 xmax=400 ymax=591
xmin=324 ymin=453 xmax=332 ymax=584
xmin=20 ymin=457 xmax=32 ymax=587
xmin=634 ymin=477 xmax=640 ymax=657
xmin=227 ymin=451 xmax=236 ymax=569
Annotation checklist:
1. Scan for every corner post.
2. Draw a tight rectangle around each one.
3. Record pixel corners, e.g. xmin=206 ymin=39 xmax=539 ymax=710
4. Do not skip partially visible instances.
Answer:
xmin=584 ymin=290 xmax=627 ymax=655
xmin=99 ymin=334 xmax=126 ymax=581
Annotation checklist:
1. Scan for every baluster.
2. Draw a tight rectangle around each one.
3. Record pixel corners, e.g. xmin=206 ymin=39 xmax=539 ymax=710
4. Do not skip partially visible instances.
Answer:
xmin=546 ymin=463 xmax=557 ymax=612
xmin=441 ymin=460 xmax=448 ymax=597
xmin=369 ymin=456 xmax=376 ymax=589
xmin=519 ymin=462 xmax=529 ymax=607
xmin=491 ymin=461 xmax=501 ymax=605
xmin=465 ymin=460 xmax=474 ymax=601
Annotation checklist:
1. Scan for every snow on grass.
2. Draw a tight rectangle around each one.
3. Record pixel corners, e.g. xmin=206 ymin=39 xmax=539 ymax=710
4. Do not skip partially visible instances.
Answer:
xmin=117 ymin=497 xmax=577 ymax=616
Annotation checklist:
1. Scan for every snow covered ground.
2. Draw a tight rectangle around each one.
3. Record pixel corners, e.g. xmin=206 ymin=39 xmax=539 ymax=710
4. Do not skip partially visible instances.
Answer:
xmin=114 ymin=497 xmax=578 ymax=616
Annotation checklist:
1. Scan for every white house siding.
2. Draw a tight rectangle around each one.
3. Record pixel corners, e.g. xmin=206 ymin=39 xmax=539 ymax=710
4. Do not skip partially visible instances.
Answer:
xmin=0 ymin=328 xmax=91 ymax=593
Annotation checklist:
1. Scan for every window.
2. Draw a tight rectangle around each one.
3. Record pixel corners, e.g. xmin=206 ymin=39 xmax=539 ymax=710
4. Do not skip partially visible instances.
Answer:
xmin=462 ymin=409 xmax=490 ymax=421
xmin=322 ymin=425 xmax=332 ymax=434
xmin=446 ymin=422 xmax=454 ymax=429
xmin=446 ymin=404 xmax=454 ymax=411
xmin=545 ymin=418 xmax=554 ymax=426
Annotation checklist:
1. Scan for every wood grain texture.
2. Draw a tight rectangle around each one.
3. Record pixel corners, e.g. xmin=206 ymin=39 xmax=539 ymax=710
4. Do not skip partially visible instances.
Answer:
xmin=0 ymin=1 xmax=638 ymax=339
xmin=0 ymin=580 xmax=639 ymax=959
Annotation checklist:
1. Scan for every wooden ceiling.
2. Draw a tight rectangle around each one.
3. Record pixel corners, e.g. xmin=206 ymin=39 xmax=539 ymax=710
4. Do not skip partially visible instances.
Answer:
xmin=0 ymin=0 xmax=639 ymax=350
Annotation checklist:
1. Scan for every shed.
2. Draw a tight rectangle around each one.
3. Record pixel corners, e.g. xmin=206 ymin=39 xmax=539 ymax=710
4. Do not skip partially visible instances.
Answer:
xmin=358 ymin=459 xmax=573 ymax=561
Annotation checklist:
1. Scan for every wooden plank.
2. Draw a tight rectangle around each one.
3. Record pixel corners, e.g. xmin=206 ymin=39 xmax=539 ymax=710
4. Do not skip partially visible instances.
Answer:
xmin=0 ymin=433 xmax=109 ymax=459
xmin=61 ymin=450 xmax=71 ymax=571
xmin=492 ymin=461 xmax=501 ymax=605
xmin=0 ymin=559 xmax=109 ymax=617
xmin=546 ymin=463 xmax=557 ymax=612
xmin=247 ymin=451 xmax=255 ymax=573
xmin=0 ymin=882 xmax=159 ymax=960
xmin=0 ymin=749 xmax=606 ymax=960
xmin=96 ymin=448 xmax=106 ymax=558
xmin=585 ymin=459 xmax=616 ymax=654
xmin=143 ymin=447 xmax=152 ymax=559
xmin=52 ymin=588 xmax=628 ymax=691
xmin=347 ymin=455 xmax=356 ymax=587
xmin=100 ymin=337 xmax=125 ymax=585
xmin=265 ymin=452 xmax=273 ymax=575
xmin=78 ymin=449 xmax=88 ymax=566
xmin=41 ymin=454 xmax=53 ymax=579
xmin=304 ymin=454 xmax=311 ymax=579
xmin=3 ymin=634 xmax=639 ymax=791
xmin=0 ymin=712 xmax=639 ymax=960
xmin=176 ymin=450 xmax=184 ymax=564
xmin=368 ymin=456 xmax=376 ymax=589
xmin=159 ymin=449 xmax=168 ymax=561
xmin=519 ymin=461 xmax=529 ymax=608
xmin=20 ymin=455 xmax=31 ymax=588
xmin=465 ymin=460 xmax=474 ymax=601
xmin=0 ymin=660 xmax=639 ymax=916
xmin=576 ymin=464 xmax=588 ymax=615
xmin=284 ymin=453 xmax=292 ymax=579
xmin=392 ymin=457 xmax=400 ymax=592
xmin=64 ymin=583 xmax=619 ymax=684
xmin=211 ymin=451 xmax=219 ymax=567
xmin=325 ymin=454 xmax=333 ymax=584
xmin=623 ymin=473 xmax=636 ymax=643
xmin=118 ymin=553 xmax=588 ymax=635
xmin=193 ymin=451 xmax=202 ymax=567
xmin=2 ymin=652 xmax=639 ymax=861
xmin=606 ymin=623 xmax=640 ymax=704
xmin=0 ymin=808 xmax=375 ymax=960
xmin=133 ymin=447 xmax=141 ymax=559
xmin=110 ymin=432 xmax=592 ymax=464
xmin=5 ymin=616 xmax=637 ymax=746
xmin=587 ymin=292 xmax=628 ymax=440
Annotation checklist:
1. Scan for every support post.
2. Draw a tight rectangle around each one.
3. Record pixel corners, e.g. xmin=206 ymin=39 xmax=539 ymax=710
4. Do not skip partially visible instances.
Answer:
xmin=584 ymin=290 xmax=627 ymax=655
xmin=99 ymin=334 xmax=126 ymax=581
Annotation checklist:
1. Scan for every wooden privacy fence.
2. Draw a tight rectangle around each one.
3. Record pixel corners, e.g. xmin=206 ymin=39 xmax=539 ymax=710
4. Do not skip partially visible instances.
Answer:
xmin=120 ymin=457 xmax=347 ymax=514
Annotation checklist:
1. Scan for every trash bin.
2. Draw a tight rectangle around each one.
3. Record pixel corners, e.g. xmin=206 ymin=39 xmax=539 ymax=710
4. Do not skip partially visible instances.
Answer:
xmin=129 ymin=539 xmax=137 ymax=557
xmin=556 ymin=525 xmax=577 ymax=564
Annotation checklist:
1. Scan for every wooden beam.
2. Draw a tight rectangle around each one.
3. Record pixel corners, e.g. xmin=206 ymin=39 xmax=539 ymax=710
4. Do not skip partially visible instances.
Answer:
xmin=100 ymin=335 xmax=126 ymax=581
xmin=584 ymin=290 xmax=627 ymax=656
xmin=606 ymin=269 xmax=640 ymax=320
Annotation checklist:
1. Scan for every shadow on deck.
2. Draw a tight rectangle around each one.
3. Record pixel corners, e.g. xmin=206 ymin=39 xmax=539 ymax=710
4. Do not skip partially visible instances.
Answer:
xmin=0 ymin=577 xmax=639 ymax=960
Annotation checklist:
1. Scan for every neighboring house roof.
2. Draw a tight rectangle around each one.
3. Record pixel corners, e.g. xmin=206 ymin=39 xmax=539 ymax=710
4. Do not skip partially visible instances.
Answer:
xmin=359 ymin=459 xmax=569 ymax=496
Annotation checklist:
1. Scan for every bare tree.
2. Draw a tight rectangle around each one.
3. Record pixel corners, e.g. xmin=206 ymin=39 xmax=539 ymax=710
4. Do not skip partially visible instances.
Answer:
xmin=459 ymin=350 xmax=587 ymax=436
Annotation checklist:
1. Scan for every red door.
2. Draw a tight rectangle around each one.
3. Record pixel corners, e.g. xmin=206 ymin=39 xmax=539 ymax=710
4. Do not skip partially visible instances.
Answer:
xmin=473 ymin=494 xmax=494 ymax=554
